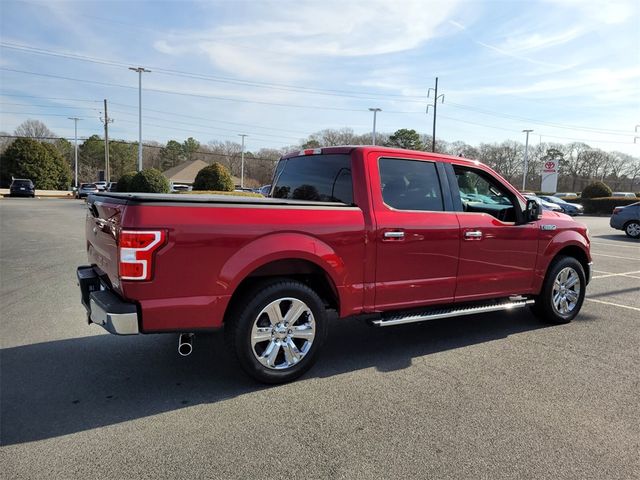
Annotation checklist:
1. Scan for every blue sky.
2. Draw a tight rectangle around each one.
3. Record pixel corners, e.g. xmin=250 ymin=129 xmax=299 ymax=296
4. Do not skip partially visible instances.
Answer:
xmin=1 ymin=0 xmax=639 ymax=155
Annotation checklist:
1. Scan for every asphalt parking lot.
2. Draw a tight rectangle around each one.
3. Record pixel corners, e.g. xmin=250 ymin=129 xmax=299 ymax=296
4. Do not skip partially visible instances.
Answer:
xmin=1 ymin=198 xmax=639 ymax=479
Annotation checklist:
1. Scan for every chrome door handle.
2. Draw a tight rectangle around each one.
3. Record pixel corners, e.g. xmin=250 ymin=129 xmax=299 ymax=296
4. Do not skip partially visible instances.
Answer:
xmin=384 ymin=231 xmax=405 ymax=239
xmin=464 ymin=230 xmax=483 ymax=239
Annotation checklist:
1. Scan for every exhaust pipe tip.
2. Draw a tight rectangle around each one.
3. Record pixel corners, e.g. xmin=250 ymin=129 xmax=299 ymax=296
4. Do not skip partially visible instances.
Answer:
xmin=178 ymin=333 xmax=194 ymax=357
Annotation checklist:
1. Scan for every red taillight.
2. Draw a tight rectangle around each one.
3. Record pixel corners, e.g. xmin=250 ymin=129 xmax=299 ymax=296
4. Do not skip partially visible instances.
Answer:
xmin=118 ymin=230 xmax=166 ymax=281
xmin=613 ymin=207 xmax=622 ymax=214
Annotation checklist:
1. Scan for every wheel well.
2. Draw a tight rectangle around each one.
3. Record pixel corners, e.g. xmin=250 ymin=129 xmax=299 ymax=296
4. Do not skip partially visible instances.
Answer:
xmin=554 ymin=245 xmax=589 ymax=277
xmin=223 ymin=259 xmax=339 ymax=324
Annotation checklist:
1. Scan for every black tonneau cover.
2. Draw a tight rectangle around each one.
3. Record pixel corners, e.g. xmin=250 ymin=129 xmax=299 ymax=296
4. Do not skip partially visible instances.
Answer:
xmin=90 ymin=192 xmax=355 ymax=208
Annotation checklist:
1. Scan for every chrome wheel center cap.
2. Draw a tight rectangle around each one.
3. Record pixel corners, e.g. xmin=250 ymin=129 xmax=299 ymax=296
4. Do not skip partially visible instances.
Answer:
xmin=274 ymin=324 xmax=288 ymax=339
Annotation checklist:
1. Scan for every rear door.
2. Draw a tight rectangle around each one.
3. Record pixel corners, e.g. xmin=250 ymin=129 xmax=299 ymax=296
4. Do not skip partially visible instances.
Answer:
xmin=370 ymin=154 xmax=460 ymax=310
xmin=447 ymin=163 xmax=538 ymax=301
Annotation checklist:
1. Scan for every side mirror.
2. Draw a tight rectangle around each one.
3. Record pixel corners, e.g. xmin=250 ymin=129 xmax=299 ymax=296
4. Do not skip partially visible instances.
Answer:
xmin=525 ymin=198 xmax=542 ymax=222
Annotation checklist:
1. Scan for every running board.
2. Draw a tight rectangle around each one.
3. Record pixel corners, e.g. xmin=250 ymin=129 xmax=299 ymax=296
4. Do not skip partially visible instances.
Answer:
xmin=371 ymin=299 xmax=535 ymax=327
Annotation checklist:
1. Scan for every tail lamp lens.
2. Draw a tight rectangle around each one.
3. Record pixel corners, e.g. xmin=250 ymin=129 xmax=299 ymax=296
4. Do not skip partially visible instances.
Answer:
xmin=118 ymin=230 xmax=166 ymax=280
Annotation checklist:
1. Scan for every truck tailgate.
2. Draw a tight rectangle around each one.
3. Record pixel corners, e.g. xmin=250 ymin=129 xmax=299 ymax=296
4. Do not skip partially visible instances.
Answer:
xmin=85 ymin=196 xmax=125 ymax=292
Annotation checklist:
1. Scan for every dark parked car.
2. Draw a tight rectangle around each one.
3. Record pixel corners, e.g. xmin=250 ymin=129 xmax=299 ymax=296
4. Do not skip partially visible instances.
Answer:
xmin=76 ymin=183 xmax=99 ymax=199
xmin=9 ymin=178 xmax=35 ymax=197
xmin=106 ymin=182 xmax=118 ymax=192
xmin=539 ymin=195 xmax=584 ymax=216
xmin=610 ymin=202 xmax=640 ymax=239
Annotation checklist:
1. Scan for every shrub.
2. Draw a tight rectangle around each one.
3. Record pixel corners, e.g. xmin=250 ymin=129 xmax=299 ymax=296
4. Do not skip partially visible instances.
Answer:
xmin=116 ymin=171 xmax=137 ymax=193
xmin=180 ymin=190 xmax=262 ymax=197
xmin=193 ymin=163 xmax=234 ymax=191
xmin=0 ymin=137 xmax=71 ymax=189
xmin=581 ymin=181 xmax=611 ymax=199
xmin=578 ymin=197 xmax=638 ymax=214
xmin=129 ymin=168 xmax=170 ymax=193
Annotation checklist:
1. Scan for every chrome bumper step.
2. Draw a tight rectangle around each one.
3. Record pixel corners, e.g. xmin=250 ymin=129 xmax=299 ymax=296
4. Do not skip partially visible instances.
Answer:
xmin=371 ymin=298 xmax=535 ymax=327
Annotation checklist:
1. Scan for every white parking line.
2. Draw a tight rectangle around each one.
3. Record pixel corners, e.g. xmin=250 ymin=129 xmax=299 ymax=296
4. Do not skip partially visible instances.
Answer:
xmin=591 ymin=242 xmax=640 ymax=249
xmin=585 ymin=298 xmax=640 ymax=312
xmin=592 ymin=270 xmax=640 ymax=279
xmin=591 ymin=252 xmax=640 ymax=261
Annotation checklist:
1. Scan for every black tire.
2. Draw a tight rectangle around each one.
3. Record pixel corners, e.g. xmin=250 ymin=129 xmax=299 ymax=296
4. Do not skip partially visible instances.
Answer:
xmin=225 ymin=279 xmax=328 ymax=384
xmin=531 ymin=255 xmax=586 ymax=324
xmin=624 ymin=221 xmax=640 ymax=239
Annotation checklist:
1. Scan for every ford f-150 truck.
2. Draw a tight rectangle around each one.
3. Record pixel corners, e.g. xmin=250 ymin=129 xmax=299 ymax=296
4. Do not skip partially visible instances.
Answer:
xmin=77 ymin=146 xmax=592 ymax=383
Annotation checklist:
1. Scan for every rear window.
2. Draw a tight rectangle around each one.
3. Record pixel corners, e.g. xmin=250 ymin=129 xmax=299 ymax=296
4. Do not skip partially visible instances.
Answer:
xmin=83 ymin=184 xmax=97 ymax=188
xmin=12 ymin=180 xmax=32 ymax=186
xmin=272 ymin=154 xmax=353 ymax=204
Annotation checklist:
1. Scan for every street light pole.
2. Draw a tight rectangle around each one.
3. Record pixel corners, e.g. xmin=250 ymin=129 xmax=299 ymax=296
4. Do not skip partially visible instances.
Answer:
xmin=368 ymin=108 xmax=381 ymax=145
xmin=238 ymin=134 xmax=248 ymax=188
xmin=68 ymin=117 xmax=81 ymax=189
xmin=522 ymin=129 xmax=533 ymax=190
xmin=129 ymin=67 xmax=151 ymax=171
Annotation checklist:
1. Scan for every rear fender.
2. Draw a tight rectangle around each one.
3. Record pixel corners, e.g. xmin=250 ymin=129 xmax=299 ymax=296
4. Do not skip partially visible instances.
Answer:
xmin=218 ymin=232 xmax=346 ymax=308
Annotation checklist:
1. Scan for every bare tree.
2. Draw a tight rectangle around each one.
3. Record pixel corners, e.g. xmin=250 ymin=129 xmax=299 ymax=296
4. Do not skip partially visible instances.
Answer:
xmin=14 ymin=120 xmax=55 ymax=139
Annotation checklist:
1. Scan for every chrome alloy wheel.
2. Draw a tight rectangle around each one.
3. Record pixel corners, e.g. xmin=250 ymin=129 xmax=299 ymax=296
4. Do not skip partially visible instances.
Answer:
xmin=552 ymin=267 xmax=581 ymax=315
xmin=250 ymin=297 xmax=316 ymax=370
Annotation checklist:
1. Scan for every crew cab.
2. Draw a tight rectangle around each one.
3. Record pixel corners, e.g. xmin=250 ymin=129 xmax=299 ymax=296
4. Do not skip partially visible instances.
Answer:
xmin=77 ymin=146 xmax=592 ymax=383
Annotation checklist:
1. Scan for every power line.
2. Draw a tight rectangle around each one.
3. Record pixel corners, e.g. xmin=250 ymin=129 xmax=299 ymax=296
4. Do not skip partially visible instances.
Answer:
xmin=446 ymin=101 xmax=635 ymax=136
xmin=0 ymin=67 xmax=370 ymax=112
xmin=3 ymin=42 xmax=635 ymax=138
xmin=0 ymin=95 xmax=315 ymax=136
xmin=0 ymin=42 xmax=426 ymax=101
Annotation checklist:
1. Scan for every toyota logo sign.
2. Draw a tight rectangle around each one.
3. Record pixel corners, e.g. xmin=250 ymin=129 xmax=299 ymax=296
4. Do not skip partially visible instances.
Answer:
xmin=545 ymin=161 xmax=555 ymax=170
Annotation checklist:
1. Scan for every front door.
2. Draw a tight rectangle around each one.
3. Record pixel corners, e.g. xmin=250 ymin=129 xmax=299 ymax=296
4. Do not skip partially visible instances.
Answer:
xmin=372 ymin=155 xmax=460 ymax=310
xmin=449 ymin=164 xmax=538 ymax=301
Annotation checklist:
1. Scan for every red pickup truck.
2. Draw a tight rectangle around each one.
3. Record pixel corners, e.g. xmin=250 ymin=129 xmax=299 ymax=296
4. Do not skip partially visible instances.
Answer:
xmin=78 ymin=146 xmax=592 ymax=383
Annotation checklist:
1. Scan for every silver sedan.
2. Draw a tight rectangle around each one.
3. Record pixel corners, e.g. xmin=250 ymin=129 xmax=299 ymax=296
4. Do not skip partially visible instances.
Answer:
xmin=610 ymin=202 xmax=640 ymax=239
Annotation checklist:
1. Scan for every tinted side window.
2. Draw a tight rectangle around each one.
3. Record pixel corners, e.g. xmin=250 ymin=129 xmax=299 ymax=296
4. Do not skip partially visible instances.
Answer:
xmin=379 ymin=158 xmax=443 ymax=211
xmin=272 ymin=154 xmax=353 ymax=204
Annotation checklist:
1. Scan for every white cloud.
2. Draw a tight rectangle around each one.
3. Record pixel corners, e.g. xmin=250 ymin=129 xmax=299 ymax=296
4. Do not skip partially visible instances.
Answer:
xmin=501 ymin=27 xmax=584 ymax=52
xmin=155 ymin=0 xmax=463 ymax=81
xmin=543 ymin=0 xmax=637 ymax=25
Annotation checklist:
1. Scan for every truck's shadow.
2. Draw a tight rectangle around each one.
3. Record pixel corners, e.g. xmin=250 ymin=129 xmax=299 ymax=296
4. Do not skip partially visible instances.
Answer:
xmin=1 ymin=311 xmax=589 ymax=445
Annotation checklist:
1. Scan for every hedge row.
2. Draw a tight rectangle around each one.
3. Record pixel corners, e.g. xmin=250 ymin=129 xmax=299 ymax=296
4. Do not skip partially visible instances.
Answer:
xmin=179 ymin=190 xmax=262 ymax=197
xmin=576 ymin=197 xmax=638 ymax=214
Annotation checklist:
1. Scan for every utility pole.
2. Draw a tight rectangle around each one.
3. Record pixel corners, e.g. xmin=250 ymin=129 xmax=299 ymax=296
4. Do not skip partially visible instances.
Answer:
xmin=427 ymin=77 xmax=445 ymax=152
xmin=368 ymin=108 xmax=381 ymax=145
xmin=522 ymin=129 xmax=533 ymax=190
xmin=635 ymin=125 xmax=640 ymax=144
xmin=238 ymin=134 xmax=248 ymax=188
xmin=68 ymin=117 xmax=81 ymax=189
xmin=129 ymin=66 xmax=151 ymax=171
xmin=100 ymin=99 xmax=114 ymax=182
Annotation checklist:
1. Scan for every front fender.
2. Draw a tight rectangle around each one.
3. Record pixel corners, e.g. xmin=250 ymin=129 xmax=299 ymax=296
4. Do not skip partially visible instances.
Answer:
xmin=533 ymin=229 xmax=591 ymax=292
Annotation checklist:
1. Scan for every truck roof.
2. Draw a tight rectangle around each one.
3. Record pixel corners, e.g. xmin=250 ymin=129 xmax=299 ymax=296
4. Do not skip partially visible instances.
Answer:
xmin=281 ymin=145 xmax=485 ymax=168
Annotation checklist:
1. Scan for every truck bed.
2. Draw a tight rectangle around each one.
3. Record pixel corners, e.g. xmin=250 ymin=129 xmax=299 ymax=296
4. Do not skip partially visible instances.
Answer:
xmin=90 ymin=192 xmax=355 ymax=208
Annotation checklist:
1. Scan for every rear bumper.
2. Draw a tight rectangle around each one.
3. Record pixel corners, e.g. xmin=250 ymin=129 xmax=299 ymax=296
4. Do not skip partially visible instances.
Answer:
xmin=77 ymin=266 xmax=139 ymax=335
xmin=609 ymin=216 xmax=623 ymax=229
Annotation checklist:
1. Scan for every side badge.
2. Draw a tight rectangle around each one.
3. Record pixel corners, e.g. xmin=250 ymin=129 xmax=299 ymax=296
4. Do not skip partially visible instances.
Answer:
xmin=540 ymin=224 xmax=557 ymax=231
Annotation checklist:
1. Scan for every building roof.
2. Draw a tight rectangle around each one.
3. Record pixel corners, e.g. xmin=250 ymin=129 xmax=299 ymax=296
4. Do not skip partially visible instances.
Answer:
xmin=162 ymin=160 xmax=209 ymax=184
